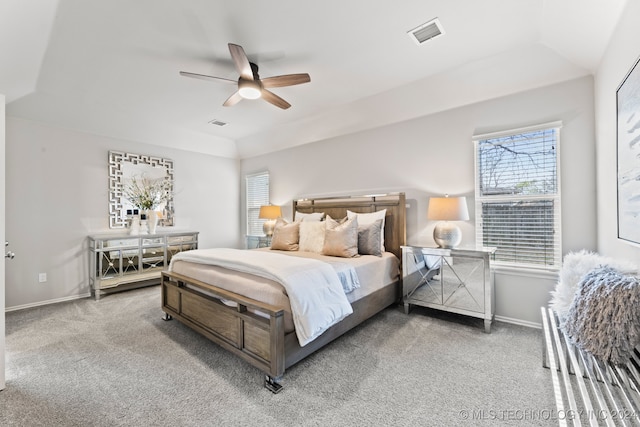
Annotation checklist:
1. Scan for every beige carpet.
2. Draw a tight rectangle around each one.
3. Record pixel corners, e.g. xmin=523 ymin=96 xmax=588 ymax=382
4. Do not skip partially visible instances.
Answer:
xmin=1 ymin=286 xmax=556 ymax=426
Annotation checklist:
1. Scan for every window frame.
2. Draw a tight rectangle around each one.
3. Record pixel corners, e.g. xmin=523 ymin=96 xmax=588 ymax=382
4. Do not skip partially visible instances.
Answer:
xmin=473 ymin=121 xmax=562 ymax=270
xmin=245 ymin=171 xmax=270 ymax=237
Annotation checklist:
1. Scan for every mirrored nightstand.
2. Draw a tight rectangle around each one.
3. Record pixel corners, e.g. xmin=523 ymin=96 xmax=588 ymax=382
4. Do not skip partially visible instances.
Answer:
xmin=401 ymin=245 xmax=496 ymax=333
xmin=246 ymin=235 xmax=272 ymax=249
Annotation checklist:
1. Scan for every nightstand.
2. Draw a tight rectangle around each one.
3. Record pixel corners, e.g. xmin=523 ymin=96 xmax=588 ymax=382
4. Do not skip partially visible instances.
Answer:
xmin=246 ymin=235 xmax=272 ymax=249
xmin=401 ymin=245 xmax=496 ymax=333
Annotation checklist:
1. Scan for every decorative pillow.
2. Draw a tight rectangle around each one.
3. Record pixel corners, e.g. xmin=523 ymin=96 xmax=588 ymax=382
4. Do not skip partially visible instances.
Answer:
xmin=357 ymin=219 xmax=383 ymax=256
xmin=270 ymin=218 xmax=299 ymax=251
xmin=347 ymin=209 xmax=386 ymax=252
xmin=563 ymin=267 xmax=640 ymax=365
xmin=322 ymin=215 xmax=358 ymax=258
xmin=299 ymin=221 xmax=325 ymax=253
xmin=324 ymin=214 xmax=349 ymax=227
xmin=294 ymin=211 xmax=325 ymax=222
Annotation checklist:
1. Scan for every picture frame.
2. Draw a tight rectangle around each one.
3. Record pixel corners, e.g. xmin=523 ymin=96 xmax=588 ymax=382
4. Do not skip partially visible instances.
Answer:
xmin=617 ymin=56 xmax=640 ymax=245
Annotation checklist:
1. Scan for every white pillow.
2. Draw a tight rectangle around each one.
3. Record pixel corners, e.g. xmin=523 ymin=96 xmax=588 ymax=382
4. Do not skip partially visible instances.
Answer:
xmin=294 ymin=211 xmax=325 ymax=222
xmin=298 ymin=221 xmax=325 ymax=253
xmin=347 ymin=209 xmax=386 ymax=252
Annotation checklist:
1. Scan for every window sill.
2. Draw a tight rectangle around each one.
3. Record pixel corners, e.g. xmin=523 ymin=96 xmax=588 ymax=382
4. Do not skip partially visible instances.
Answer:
xmin=492 ymin=265 xmax=559 ymax=280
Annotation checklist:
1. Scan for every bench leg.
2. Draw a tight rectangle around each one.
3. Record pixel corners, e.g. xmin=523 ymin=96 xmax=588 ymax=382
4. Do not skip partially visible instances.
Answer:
xmin=541 ymin=307 xmax=550 ymax=369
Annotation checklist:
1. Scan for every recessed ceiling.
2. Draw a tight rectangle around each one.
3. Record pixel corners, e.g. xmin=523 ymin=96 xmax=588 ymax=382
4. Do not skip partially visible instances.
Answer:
xmin=0 ymin=0 xmax=628 ymax=159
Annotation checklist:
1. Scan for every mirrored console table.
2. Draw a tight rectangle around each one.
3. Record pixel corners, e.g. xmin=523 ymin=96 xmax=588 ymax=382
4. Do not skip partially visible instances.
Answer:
xmin=401 ymin=245 xmax=496 ymax=333
xmin=88 ymin=230 xmax=198 ymax=300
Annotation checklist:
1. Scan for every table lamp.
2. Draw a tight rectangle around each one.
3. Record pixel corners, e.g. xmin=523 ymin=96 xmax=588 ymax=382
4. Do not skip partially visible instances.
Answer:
xmin=427 ymin=196 xmax=469 ymax=248
xmin=259 ymin=205 xmax=282 ymax=236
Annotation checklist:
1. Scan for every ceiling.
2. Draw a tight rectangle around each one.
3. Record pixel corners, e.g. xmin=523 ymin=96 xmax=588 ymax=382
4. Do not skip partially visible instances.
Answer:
xmin=0 ymin=0 xmax=628 ymax=159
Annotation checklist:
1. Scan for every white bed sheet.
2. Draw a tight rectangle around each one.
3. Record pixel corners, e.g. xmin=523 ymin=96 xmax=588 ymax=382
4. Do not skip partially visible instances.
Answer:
xmin=169 ymin=248 xmax=400 ymax=333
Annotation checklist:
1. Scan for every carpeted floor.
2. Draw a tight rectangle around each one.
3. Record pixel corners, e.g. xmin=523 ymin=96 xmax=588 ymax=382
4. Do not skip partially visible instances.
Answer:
xmin=1 ymin=286 xmax=557 ymax=426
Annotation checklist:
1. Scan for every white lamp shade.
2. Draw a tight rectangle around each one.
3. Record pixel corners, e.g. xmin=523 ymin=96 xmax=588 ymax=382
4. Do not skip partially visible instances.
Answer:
xmin=427 ymin=197 xmax=469 ymax=221
xmin=258 ymin=205 xmax=282 ymax=219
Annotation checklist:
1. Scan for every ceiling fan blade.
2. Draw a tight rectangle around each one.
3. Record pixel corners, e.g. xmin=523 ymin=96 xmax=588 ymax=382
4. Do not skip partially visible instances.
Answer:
xmin=228 ymin=43 xmax=253 ymax=80
xmin=223 ymin=91 xmax=243 ymax=107
xmin=261 ymin=89 xmax=291 ymax=110
xmin=179 ymin=71 xmax=236 ymax=84
xmin=262 ymin=73 xmax=311 ymax=88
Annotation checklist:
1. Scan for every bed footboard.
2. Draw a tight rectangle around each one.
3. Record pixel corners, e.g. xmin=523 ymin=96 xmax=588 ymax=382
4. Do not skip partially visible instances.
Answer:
xmin=161 ymin=271 xmax=286 ymax=378
xmin=162 ymin=271 xmax=400 ymax=392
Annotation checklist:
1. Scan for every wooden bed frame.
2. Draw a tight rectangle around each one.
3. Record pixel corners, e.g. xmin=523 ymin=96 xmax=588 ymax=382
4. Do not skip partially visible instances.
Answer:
xmin=161 ymin=193 xmax=406 ymax=392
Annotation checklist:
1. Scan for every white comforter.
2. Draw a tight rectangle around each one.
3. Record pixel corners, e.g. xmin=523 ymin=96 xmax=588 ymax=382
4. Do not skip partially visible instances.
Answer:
xmin=168 ymin=248 xmax=353 ymax=346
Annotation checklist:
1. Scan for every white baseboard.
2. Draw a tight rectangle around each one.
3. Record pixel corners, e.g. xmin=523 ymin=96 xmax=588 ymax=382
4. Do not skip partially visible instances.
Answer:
xmin=5 ymin=292 xmax=92 ymax=312
xmin=495 ymin=315 xmax=541 ymax=329
xmin=7 ymin=294 xmax=545 ymax=331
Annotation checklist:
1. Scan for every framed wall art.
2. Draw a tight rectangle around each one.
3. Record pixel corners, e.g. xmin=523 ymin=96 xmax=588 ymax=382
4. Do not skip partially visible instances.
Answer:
xmin=617 ymin=55 xmax=640 ymax=245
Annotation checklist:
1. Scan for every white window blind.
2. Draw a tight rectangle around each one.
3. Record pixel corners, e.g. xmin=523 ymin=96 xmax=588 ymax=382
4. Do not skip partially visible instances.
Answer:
xmin=474 ymin=122 xmax=562 ymax=269
xmin=246 ymin=171 xmax=270 ymax=236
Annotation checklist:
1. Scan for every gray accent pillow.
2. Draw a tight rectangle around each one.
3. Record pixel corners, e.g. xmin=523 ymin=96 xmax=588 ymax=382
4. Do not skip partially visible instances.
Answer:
xmin=322 ymin=215 xmax=358 ymax=258
xmin=270 ymin=218 xmax=300 ymax=251
xmin=347 ymin=209 xmax=386 ymax=252
xmin=358 ymin=219 xmax=383 ymax=256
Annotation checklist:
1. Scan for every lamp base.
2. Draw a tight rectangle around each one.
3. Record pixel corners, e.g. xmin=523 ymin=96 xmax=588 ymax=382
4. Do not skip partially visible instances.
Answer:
xmin=263 ymin=219 xmax=276 ymax=237
xmin=433 ymin=221 xmax=462 ymax=248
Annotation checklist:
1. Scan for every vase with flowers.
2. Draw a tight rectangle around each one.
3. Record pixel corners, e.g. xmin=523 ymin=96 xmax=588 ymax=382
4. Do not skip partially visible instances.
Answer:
xmin=123 ymin=175 xmax=172 ymax=234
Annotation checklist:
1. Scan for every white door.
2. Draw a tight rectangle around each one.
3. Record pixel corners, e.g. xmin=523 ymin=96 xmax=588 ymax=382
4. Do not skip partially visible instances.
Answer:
xmin=1 ymin=95 xmax=6 ymax=390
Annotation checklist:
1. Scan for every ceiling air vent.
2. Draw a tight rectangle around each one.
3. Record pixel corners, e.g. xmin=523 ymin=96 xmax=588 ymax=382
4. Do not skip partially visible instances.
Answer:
xmin=208 ymin=119 xmax=228 ymax=127
xmin=408 ymin=18 xmax=445 ymax=45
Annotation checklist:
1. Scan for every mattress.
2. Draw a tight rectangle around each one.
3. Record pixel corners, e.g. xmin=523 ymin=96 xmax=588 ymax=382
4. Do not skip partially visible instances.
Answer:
xmin=169 ymin=248 xmax=400 ymax=333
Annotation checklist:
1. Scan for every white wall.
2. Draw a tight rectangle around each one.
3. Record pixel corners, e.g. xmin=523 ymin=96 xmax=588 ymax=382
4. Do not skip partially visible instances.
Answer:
xmin=3 ymin=75 xmax=601 ymax=323
xmin=594 ymin=0 xmax=640 ymax=266
xmin=241 ymin=76 xmax=597 ymax=325
xmin=5 ymin=117 xmax=241 ymax=309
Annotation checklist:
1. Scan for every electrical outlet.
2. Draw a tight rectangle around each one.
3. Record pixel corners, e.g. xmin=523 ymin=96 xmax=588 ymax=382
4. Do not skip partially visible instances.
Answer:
xmin=38 ymin=273 xmax=47 ymax=283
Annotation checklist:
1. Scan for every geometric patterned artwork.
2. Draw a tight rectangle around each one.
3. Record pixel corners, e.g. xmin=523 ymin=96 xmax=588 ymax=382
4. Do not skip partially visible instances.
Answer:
xmin=108 ymin=151 xmax=175 ymax=228
xmin=617 ymin=56 xmax=640 ymax=245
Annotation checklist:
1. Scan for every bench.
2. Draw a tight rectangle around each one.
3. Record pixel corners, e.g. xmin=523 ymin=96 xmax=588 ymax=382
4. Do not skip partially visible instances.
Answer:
xmin=541 ymin=307 xmax=640 ymax=426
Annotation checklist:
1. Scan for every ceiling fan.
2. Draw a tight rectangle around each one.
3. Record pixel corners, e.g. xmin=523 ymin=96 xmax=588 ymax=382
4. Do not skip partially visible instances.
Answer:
xmin=179 ymin=43 xmax=311 ymax=110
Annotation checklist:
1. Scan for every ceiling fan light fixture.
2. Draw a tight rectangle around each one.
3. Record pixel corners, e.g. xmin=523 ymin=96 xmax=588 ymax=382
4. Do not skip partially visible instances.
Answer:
xmin=181 ymin=43 xmax=308 ymax=109
xmin=238 ymin=79 xmax=262 ymax=99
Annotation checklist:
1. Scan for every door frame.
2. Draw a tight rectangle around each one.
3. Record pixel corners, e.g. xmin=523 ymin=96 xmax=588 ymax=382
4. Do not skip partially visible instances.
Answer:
xmin=1 ymin=95 xmax=6 ymax=390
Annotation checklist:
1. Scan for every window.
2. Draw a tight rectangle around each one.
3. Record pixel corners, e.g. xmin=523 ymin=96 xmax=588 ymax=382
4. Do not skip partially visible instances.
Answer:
xmin=246 ymin=171 xmax=270 ymax=236
xmin=473 ymin=122 xmax=561 ymax=269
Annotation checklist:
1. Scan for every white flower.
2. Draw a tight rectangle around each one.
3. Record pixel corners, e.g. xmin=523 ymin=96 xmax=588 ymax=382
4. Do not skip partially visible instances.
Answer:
xmin=123 ymin=175 xmax=171 ymax=211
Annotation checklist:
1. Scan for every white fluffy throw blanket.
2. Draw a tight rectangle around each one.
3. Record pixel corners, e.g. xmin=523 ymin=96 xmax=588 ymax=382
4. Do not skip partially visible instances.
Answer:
xmin=549 ymin=250 xmax=637 ymax=320
xmin=563 ymin=267 xmax=640 ymax=365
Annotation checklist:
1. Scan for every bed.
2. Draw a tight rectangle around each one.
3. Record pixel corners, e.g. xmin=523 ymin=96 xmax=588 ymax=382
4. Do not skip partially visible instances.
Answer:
xmin=160 ymin=193 xmax=406 ymax=392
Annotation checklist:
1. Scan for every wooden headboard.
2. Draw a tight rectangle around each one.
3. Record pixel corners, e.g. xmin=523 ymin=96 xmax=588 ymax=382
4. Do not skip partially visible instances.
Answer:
xmin=292 ymin=193 xmax=406 ymax=260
